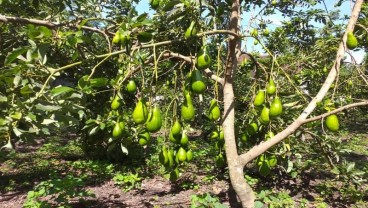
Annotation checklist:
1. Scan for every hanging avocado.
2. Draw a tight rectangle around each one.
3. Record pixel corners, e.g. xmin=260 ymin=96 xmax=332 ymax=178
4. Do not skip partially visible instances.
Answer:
xmin=196 ymin=46 xmax=211 ymax=70
xmin=167 ymin=148 xmax=175 ymax=168
xmin=149 ymin=0 xmax=160 ymax=9
xmin=169 ymin=131 xmax=181 ymax=144
xmin=132 ymin=99 xmax=148 ymax=124
xmin=240 ymin=133 xmax=248 ymax=143
xmin=269 ymin=97 xmax=283 ymax=117
xmin=260 ymin=106 xmax=270 ymax=124
xmin=254 ymin=90 xmax=265 ymax=107
xmin=209 ymin=99 xmax=221 ymax=121
xmin=112 ymin=30 xmax=121 ymax=44
xmin=180 ymin=130 xmax=189 ymax=146
xmin=250 ymin=28 xmax=258 ymax=36
xmin=186 ymin=149 xmax=193 ymax=162
xmin=265 ymin=131 xmax=275 ymax=141
xmin=171 ymin=120 xmax=182 ymax=137
xmin=325 ymin=114 xmax=339 ymax=132
xmin=146 ymin=105 xmax=162 ymax=132
xmin=177 ymin=147 xmax=187 ymax=162
xmin=346 ymin=31 xmax=358 ymax=50
xmin=111 ymin=95 xmax=121 ymax=110
xmin=112 ymin=121 xmax=123 ymax=138
xmin=126 ymin=80 xmax=137 ymax=93
xmin=263 ymin=28 xmax=270 ymax=37
xmin=191 ymin=70 xmax=206 ymax=93
xmin=138 ymin=131 xmax=151 ymax=146
xmin=185 ymin=21 xmax=198 ymax=39
xmin=209 ymin=130 xmax=219 ymax=140
xmin=159 ymin=146 xmax=169 ymax=165
xmin=266 ymin=77 xmax=276 ymax=95
xmin=246 ymin=122 xmax=258 ymax=136
xmin=181 ymin=91 xmax=195 ymax=121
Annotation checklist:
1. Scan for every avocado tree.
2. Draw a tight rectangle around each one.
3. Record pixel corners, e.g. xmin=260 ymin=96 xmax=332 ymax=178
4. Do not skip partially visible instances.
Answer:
xmin=1 ymin=0 xmax=368 ymax=207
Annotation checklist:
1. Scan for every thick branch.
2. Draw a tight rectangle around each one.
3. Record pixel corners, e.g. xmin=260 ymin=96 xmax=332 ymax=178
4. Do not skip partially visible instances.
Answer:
xmin=0 ymin=15 xmax=105 ymax=34
xmin=222 ymin=0 xmax=255 ymax=208
xmin=239 ymin=0 xmax=364 ymax=167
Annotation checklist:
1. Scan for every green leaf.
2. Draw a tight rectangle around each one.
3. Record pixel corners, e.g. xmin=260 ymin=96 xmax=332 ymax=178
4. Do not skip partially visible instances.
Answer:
xmin=35 ymin=103 xmax=62 ymax=112
xmin=78 ymin=19 xmax=88 ymax=30
xmin=41 ymin=119 xmax=57 ymax=125
xmin=50 ymin=86 xmax=75 ymax=96
xmin=162 ymin=1 xmax=181 ymax=11
xmin=20 ymin=85 xmax=33 ymax=95
xmin=88 ymin=126 xmax=99 ymax=136
xmin=121 ymin=143 xmax=129 ymax=155
xmin=10 ymin=112 xmax=22 ymax=120
xmin=72 ymin=50 xmax=79 ymax=61
xmin=38 ymin=44 xmax=49 ymax=65
xmin=39 ymin=26 xmax=52 ymax=38
xmin=346 ymin=162 xmax=355 ymax=173
xmin=0 ymin=94 xmax=7 ymax=102
xmin=0 ymin=118 xmax=9 ymax=126
xmin=286 ymin=160 xmax=293 ymax=173
xmin=331 ymin=166 xmax=340 ymax=175
xmin=13 ymin=74 xmax=21 ymax=88
xmin=89 ymin=77 xmax=108 ymax=87
xmin=5 ymin=47 xmax=28 ymax=65
xmin=134 ymin=13 xmax=148 ymax=22
xmin=54 ymin=115 xmax=79 ymax=125
xmin=26 ymin=112 xmax=37 ymax=121
xmin=13 ymin=127 xmax=22 ymax=137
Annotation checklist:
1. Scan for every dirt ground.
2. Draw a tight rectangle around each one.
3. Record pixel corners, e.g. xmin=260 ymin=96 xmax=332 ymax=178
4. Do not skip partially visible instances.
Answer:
xmin=0 ymin=137 xmax=240 ymax=208
xmin=0 ymin=174 xmax=237 ymax=208
xmin=1 ymin=132 xmax=367 ymax=208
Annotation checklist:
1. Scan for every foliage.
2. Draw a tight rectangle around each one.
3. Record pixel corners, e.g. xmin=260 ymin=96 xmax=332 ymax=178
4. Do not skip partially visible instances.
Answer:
xmin=23 ymin=174 xmax=95 ymax=208
xmin=113 ymin=172 xmax=142 ymax=192
xmin=190 ymin=193 xmax=228 ymax=208
xmin=255 ymin=189 xmax=295 ymax=208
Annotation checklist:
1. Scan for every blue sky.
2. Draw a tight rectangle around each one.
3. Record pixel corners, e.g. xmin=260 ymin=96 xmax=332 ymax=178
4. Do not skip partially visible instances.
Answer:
xmin=134 ymin=0 xmax=365 ymax=63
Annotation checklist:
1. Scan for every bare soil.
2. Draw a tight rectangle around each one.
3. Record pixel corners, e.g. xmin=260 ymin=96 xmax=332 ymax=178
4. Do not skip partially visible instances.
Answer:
xmin=1 ymin=132 xmax=367 ymax=208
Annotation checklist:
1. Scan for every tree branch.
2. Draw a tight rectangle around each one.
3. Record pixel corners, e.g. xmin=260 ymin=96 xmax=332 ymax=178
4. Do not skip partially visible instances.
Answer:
xmin=0 ymin=14 xmax=106 ymax=35
xmin=162 ymin=51 xmax=225 ymax=85
xmin=238 ymin=0 xmax=364 ymax=167
xmin=197 ymin=30 xmax=240 ymax=38
xmin=302 ymin=100 xmax=368 ymax=124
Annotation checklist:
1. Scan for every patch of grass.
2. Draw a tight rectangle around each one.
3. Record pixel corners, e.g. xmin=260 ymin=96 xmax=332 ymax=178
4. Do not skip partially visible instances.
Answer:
xmin=113 ymin=172 xmax=142 ymax=192
xmin=344 ymin=134 xmax=368 ymax=155
xmin=23 ymin=174 xmax=95 ymax=208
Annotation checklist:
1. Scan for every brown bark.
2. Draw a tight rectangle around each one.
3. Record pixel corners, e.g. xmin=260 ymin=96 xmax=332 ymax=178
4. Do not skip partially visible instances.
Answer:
xmin=221 ymin=0 xmax=365 ymax=207
xmin=222 ymin=0 xmax=255 ymax=207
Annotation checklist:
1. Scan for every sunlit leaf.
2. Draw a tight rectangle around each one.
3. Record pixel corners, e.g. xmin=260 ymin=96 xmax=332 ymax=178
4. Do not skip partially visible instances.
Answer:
xmin=10 ymin=112 xmax=22 ymax=120
xmin=121 ymin=143 xmax=129 ymax=155
xmin=50 ymin=86 xmax=75 ymax=96
xmin=0 ymin=94 xmax=7 ymax=102
xmin=35 ymin=103 xmax=62 ymax=111
xmin=5 ymin=47 xmax=28 ymax=65
xmin=20 ymin=85 xmax=33 ymax=95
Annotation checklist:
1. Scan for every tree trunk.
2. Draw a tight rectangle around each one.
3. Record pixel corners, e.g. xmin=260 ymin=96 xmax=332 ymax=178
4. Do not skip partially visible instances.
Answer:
xmin=222 ymin=0 xmax=256 ymax=207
